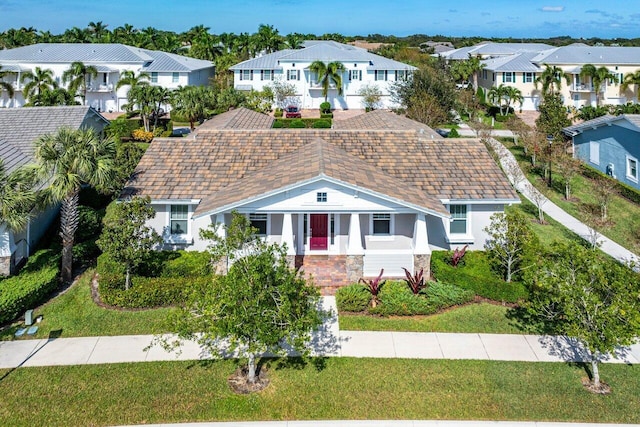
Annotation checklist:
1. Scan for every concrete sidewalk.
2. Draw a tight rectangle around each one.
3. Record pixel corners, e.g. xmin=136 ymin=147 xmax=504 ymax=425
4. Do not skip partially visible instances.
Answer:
xmin=112 ymin=421 xmax=640 ymax=427
xmin=487 ymin=137 xmax=639 ymax=267
xmin=2 ymin=296 xmax=639 ymax=369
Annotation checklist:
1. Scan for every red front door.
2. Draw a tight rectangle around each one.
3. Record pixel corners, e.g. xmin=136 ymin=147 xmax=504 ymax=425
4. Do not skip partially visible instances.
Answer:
xmin=310 ymin=214 xmax=328 ymax=250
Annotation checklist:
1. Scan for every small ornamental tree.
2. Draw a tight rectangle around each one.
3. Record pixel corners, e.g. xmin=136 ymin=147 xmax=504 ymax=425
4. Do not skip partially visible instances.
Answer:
xmin=357 ymin=84 xmax=383 ymax=111
xmin=524 ymin=242 xmax=640 ymax=392
xmin=484 ymin=210 xmax=539 ymax=283
xmin=97 ymin=196 xmax=162 ymax=289
xmin=161 ymin=211 xmax=324 ymax=389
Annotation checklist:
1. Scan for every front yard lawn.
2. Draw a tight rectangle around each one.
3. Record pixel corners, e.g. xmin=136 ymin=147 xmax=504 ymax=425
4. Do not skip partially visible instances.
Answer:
xmin=339 ymin=302 xmax=521 ymax=333
xmin=1 ymin=359 xmax=639 ymax=426
xmin=0 ymin=270 xmax=175 ymax=341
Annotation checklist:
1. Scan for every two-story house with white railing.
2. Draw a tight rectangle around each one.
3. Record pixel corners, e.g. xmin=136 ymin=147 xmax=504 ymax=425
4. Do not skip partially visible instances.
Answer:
xmin=229 ymin=41 xmax=416 ymax=110
xmin=0 ymin=43 xmax=214 ymax=112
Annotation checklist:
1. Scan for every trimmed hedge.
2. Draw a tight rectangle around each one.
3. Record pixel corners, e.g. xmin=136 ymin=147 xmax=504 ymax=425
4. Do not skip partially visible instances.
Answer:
xmin=272 ymin=118 xmax=333 ymax=128
xmin=335 ymin=280 xmax=473 ymax=316
xmin=431 ymin=251 xmax=528 ymax=302
xmin=0 ymin=250 xmax=60 ymax=324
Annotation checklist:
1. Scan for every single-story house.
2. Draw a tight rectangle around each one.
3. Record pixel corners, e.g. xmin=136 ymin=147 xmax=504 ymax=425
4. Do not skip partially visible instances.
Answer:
xmin=124 ymin=108 xmax=519 ymax=292
xmin=0 ymin=106 xmax=109 ymax=276
xmin=563 ymin=114 xmax=640 ymax=190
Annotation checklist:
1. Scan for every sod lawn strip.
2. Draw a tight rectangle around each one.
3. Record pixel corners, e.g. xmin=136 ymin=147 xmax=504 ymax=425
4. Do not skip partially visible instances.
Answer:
xmin=1 ymin=359 xmax=639 ymax=426
xmin=339 ymin=303 xmax=523 ymax=333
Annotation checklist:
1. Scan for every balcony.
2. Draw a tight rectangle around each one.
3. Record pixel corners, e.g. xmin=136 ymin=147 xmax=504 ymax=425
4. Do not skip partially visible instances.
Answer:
xmin=87 ymin=83 xmax=114 ymax=93
xmin=570 ymin=84 xmax=593 ymax=92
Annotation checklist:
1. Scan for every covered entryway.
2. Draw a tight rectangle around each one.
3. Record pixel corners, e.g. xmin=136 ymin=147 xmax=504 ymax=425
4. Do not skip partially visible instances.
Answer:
xmin=310 ymin=214 xmax=328 ymax=250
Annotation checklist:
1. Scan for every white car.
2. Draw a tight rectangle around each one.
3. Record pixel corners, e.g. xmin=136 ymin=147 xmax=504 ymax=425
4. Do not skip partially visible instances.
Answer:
xmin=456 ymin=81 xmax=471 ymax=89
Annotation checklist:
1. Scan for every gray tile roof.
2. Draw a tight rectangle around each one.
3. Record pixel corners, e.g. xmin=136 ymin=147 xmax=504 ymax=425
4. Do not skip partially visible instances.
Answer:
xmin=533 ymin=46 xmax=640 ymax=65
xmin=333 ymin=110 xmax=442 ymax=138
xmin=0 ymin=43 xmax=213 ymax=72
xmin=0 ymin=106 xmax=108 ymax=172
xmin=230 ymin=41 xmax=415 ymax=71
xmin=482 ymin=52 xmax=542 ymax=72
xmin=195 ymin=107 xmax=274 ymax=131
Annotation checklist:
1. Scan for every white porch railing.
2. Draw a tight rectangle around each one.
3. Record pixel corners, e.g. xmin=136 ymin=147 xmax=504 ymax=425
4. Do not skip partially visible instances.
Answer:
xmin=363 ymin=250 xmax=413 ymax=277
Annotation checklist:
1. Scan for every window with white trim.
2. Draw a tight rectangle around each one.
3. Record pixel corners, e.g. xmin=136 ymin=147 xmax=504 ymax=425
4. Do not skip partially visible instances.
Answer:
xmin=589 ymin=141 xmax=600 ymax=165
xmin=170 ymin=205 xmax=188 ymax=235
xmin=172 ymin=72 xmax=179 ymax=83
xmin=523 ymin=72 xmax=535 ymax=83
xmin=502 ymin=72 xmax=514 ymax=83
xmin=395 ymin=70 xmax=407 ymax=80
xmin=350 ymin=70 xmax=361 ymax=81
xmin=627 ymin=156 xmax=638 ymax=182
xmin=241 ymin=70 xmax=252 ymax=81
xmin=449 ymin=205 xmax=467 ymax=234
xmin=316 ymin=192 xmax=327 ymax=202
xmin=261 ymin=70 xmax=273 ymax=80
xmin=249 ymin=213 xmax=268 ymax=236
xmin=287 ymin=69 xmax=299 ymax=80
xmin=372 ymin=213 xmax=391 ymax=235
xmin=375 ymin=70 xmax=387 ymax=81
xmin=151 ymin=72 xmax=158 ymax=83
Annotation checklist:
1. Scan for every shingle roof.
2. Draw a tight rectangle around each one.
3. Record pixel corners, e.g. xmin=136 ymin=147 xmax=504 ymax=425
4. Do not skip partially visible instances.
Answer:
xmin=124 ymin=129 xmax=518 ymax=207
xmin=532 ymin=46 xmax=640 ymax=65
xmin=0 ymin=106 xmax=108 ymax=172
xmin=230 ymin=41 xmax=416 ymax=71
xmin=334 ymin=110 xmax=442 ymax=138
xmin=195 ymin=138 xmax=449 ymax=217
xmin=196 ymin=108 xmax=275 ymax=131
xmin=0 ymin=43 xmax=213 ymax=72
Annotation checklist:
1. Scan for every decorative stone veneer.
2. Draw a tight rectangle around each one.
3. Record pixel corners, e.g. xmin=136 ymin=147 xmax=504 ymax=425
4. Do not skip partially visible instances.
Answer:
xmin=0 ymin=253 xmax=15 ymax=277
xmin=214 ymin=256 xmax=228 ymax=275
xmin=285 ymin=255 xmax=296 ymax=269
xmin=346 ymin=255 xmax=364 ymax=285
xmin=413 ymin=253 xmax=431 ymax=278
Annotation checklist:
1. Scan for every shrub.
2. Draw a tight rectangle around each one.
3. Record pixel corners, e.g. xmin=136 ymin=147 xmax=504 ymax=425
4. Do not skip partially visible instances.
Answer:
xmin=161 ymin=251 xmax=212 ymax=277
xmin=336 ymin=284 xmax=371 ymax=312
xmin=320 ymin=102 xmax=331 ymax=113
xmin=106 ymin=117 xmax=139 ymax=141
xmin=289 ymin=119 xmax=305 ymax=128
xmin=99 ymin=273 xmax=210 ymax=308
xmin=494 ymin=114 xmax=512 ymax=122
xmin=447 ymin=128 xmax=460 ymax=138
xmin=272 ymin=120 xmax=284 ymax=128
xmin=312 ymin=119 xmax=331 ymax=128
xmin=132 ymin=128 xmax=154 ymax=143
xmin=426 ymin=280 xmax=474 ymax=309
xmin=0 ymin=250 xmax=60 ymax=324
xmin=370 ymin=280 xmax=433 ymax=316
xmin=431 ymin=251 xmax=528 ymax=302
xmin=320 ymin=113 xmax=333 ymax=119
xmin=75 ymin=205 xmax=104 ymax=242
xmin=274 ymin=108 xmax=283 ymax=118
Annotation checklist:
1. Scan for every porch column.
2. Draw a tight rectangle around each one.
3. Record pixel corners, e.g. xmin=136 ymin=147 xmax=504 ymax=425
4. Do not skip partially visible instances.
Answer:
xmin=214 ymin=214 xmax=227 ymax=275
xmin=412 ymin=213 xmax=431 ymax=277
xmin=346 ymin=213 xmax=364 ymax=283
xmin=0 ymin=225 xmax=16 ymax=276
xmin=282 ymin=213 xmax=296 ymax=268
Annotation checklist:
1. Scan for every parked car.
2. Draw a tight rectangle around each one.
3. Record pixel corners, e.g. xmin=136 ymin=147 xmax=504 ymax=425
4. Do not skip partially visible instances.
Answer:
xmin=455 ymin=81 xmax=470 ymax=89
xmin=285 ymin=105 xmax=301 ymax=118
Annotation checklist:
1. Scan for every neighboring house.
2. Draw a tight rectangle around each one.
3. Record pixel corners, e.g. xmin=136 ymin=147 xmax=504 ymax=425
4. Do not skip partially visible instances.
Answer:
xmin=0 ymin=43 xmax=215 ymax=112
xmin=0 ymin=106 xmax=109 ymax=276
xmin=443 ymin=43 xmax=640 ymax=111
xmin=123 ymin=108 xmax=519 ymax=292
xmin=563 ymin=114 xmax=640 ymax=190
xmin=229 ymin=40 xmax=416 ymax=110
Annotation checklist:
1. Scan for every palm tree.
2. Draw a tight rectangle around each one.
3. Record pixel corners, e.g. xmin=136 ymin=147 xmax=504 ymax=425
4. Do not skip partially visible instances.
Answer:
xmin=0 ymin=160 xmax=36 ymax=233
xmin=115 ymin=70 xmax=150 ymax=92
xmin=32 ymin=127 xmax=116 ymax=283
xmin=20 ymin=67 xmax=56 ymax=104
xmin=621 ymin=70 xmax=640 ymax=101
xmin=0 ymin=65 xmax=16 ymax=100
xmin=488 ymin=84 xmax=509 ymax=116
xmin=171 ymin=85 xmax=216 ymax=131
xmin=308 ymin=61 xmax=346 ymax=103
xmin=62 ymin=61 xmax=98 ymax=105
xmin=87 ymin=21 xmax=109 ymax=42
xmin=580 ymin=64 xmax=618 ymax=106
xmin=534 ymin=64 xmax=570 ymax=97
xmin=504 ymin=86 xmax=524 ymax=113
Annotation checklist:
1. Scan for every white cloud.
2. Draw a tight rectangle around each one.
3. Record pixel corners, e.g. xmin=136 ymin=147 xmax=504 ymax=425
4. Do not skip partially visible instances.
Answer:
xmin=541 ymin=6 xmax=565 ymax=12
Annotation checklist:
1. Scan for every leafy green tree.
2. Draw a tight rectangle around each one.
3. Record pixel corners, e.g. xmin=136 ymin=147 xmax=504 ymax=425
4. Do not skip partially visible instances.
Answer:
xmin=357 ymin=84 xmax=383 ymax=111
xmin=535 ymin=93 xmax=570 ymax=143
xmin=268 ymin=77 xmax=298 ymax=109
xmin=244 ymin=87 xmax=274 ymax=113
xmin=124 ymin=85 xmax=169 ymax=132
xmin=20 ymin=67 xmax=56 ymax=104
xmin=115 ymin=70 xmax=150 ymax=92
xmin=309 ymin=60 xmax=345 ymax=103
xmin=32 ymin=127 xmax=116 ymax=283
xmin=62 ymin=61 xmax=98 ymax=105
xmin=0 ymin=65 xmax=15 ymax=100
xmin=170 ymin=85 xmax=217 ymax=130
xmin=97 ymin=196 xmax=162 ymax=290
xmin=484 ymin=210 xmax=539 ymax=283
xmin=580 ymin=64 xmax=618 ymax=106
xmin=621 ymin=70 xmax=640 ymax=96
xmin=524 ymin=242 xmax=640 ymax=391
xmin=162 ymin=212 xmax=324 ymax=387
xmin=0 ymin=160 xmax=36 ymax=233
xmin=534 ymin=64 xmax=570 ymax=97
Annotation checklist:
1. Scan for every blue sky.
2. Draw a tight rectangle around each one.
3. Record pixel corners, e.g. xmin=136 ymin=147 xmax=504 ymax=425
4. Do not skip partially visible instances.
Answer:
xmin=1 ymin=0 xmax=639 ymax=39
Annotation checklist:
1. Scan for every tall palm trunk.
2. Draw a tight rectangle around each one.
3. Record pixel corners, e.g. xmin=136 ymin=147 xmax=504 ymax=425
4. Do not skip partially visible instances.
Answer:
xmin=60 ymin=189 xmax=80 ymax=283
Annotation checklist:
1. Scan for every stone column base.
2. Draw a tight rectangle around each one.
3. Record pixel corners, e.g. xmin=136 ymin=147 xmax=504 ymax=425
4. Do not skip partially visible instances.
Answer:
xmin=0 ymin=253 xmax=15 ymax=277
xmin=285 ymin=255 xmax=296 ymax=269
xmin=346 ymin=255 xmax=363 ymax=284
xmin=413 ymin=253 xmax=431 ymax=279
xmin=214 ymin=256 xmax=228 ymax=275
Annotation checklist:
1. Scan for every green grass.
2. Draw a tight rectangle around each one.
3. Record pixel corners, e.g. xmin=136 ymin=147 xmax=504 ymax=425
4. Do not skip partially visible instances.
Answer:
xmin=507 ymin=141 xmax=640 ymax=252
xmin=508 ymin=198 xmax=583 ymax=247
xmin=1 ymin=359 xmax=639 ymax=426
xmin=339 ymin=303 xmax=522 ymax=333
xmin=0 ymin=270 xmax=175 ymax=341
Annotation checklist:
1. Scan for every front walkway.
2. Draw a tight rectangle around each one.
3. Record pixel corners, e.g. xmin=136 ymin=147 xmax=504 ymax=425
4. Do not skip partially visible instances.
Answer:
xmin=487 ymin=137 xmax=639 ymax=266
xmin=2 ymin=297 xmax=639 ymax=369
